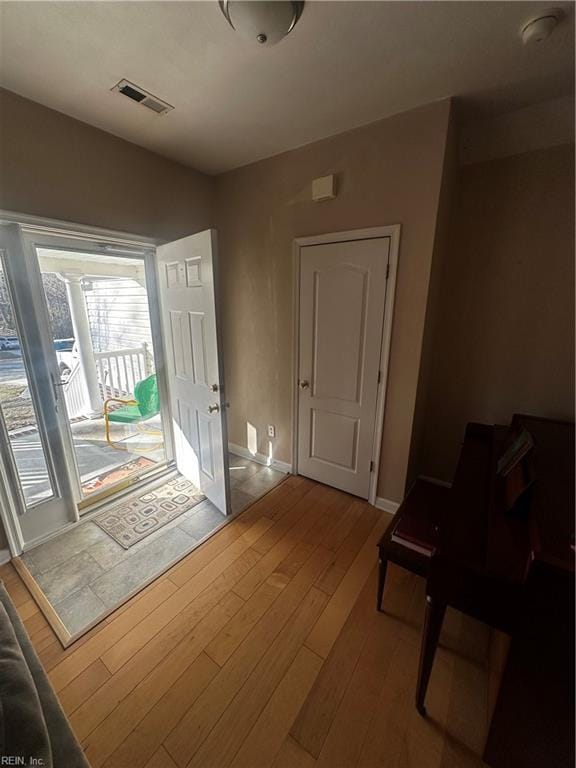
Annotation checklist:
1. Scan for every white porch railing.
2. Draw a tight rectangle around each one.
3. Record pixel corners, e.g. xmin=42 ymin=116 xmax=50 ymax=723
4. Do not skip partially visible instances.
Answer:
xmin=95 ymin=343 xmax=151 ymax=398
xmin=63 ymin=343 xmax=151 ymax=417
xmin=62 ymin=363 xmax=90 ymax=419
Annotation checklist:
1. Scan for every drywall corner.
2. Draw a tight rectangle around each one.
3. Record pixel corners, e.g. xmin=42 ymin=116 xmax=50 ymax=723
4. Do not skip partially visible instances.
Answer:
xmin=406 ymin=99 xmax=459 ymax=489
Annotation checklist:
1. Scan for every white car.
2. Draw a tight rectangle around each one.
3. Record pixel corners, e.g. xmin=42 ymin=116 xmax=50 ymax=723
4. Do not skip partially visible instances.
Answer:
xmin=56 ymin=342 xmax=79 ymax=381
xmin=0 ymin=336 xmax=19 ymax=351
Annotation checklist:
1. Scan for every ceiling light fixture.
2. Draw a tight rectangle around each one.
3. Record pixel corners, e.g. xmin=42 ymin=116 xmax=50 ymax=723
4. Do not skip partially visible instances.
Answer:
xmin=520 ymin=8 xmax=563 ymax=45
xmin=218 ymin=1 xmax=304 ymax=46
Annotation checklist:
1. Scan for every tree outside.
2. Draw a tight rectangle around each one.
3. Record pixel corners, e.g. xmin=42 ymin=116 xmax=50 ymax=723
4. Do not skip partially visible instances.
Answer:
xmin=0 ymin=272 xmax=73 ymax=337
xmin=0 ymin=273 xmax=73 ymax=431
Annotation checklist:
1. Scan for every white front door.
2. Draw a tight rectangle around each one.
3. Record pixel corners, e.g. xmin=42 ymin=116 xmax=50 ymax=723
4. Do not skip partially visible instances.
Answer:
xmin=297 ymin=236 xmax=390 ymax=498
xmin=157 ymin=230 xmax=230 ymax=514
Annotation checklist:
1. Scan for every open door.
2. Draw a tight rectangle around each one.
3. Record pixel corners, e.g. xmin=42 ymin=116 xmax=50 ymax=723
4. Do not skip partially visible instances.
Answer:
xmin=157 ymin=230 xmax=230 ymax=514
xmin=0 ymin=223 xmax=78 ymax=550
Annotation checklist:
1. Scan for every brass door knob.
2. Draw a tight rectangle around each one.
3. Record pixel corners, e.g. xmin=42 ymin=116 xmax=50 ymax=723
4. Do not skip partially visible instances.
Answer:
xmin=208 ymin=403 xmax=220 ymax=413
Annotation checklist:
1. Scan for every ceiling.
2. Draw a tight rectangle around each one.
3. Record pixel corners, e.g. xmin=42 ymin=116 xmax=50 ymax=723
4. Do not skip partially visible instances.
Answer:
xmin=38 ymin=249 xmax=145 ymax=280
xmin=0 ymin=1 xmax=573 ymax=174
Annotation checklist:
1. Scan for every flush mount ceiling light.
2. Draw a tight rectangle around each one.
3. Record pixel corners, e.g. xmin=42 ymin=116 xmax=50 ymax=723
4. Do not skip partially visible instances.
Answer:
xmin=520 ymin=8 xmax=563 ymax=45
xmin=218 ymin=1 xmax=304 ymax=46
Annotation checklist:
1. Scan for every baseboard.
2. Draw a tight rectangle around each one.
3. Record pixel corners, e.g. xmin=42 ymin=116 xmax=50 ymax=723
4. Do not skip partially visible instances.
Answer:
xmin=229 ymin=443 xmax=292 ymax=474
xmin=374 ymin=477 xmax=451 ymax=514
xmin=418 ymin=475 xmax=453 ymax=488
xmin=0 ymin=549 xmax=11 ymax=566
xmin=374 ymin=496 xmax=400 ymax=514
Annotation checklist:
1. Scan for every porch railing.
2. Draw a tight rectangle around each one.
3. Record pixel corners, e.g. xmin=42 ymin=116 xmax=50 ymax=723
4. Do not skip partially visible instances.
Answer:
xmin=62 ymin=363 xmax=89 ymax=419
xmin=95 ymin=343 xmax=151 ymax=398
xmin=63 ymin=343 xmax=151 ymax=418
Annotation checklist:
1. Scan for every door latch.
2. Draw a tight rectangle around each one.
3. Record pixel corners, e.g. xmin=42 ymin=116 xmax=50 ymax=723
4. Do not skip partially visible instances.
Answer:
xmin=50 ymin=372 xmax=64 ymax=402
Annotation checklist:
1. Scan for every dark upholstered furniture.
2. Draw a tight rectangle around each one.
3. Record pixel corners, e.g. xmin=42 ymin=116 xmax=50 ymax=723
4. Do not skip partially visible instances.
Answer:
xmin=0 ymin=581 xmax=89 ymax=768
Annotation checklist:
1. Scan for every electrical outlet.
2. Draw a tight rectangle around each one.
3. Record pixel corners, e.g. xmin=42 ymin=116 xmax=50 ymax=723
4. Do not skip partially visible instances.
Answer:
xmin=267 ymin=424 xmax=276 ymax=438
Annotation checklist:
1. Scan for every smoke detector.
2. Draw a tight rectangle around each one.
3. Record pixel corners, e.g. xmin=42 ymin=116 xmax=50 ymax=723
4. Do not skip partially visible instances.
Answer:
xmin=520 ymin=8 xmax=563 ymax=45
xmin=219 ymin=1 xmax=304 ymax=46
xmin=111 ymin=79 xmax=174 ymax=115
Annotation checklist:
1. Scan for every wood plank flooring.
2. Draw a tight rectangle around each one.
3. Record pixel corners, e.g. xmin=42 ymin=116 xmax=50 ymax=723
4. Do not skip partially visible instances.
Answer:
xmin=1 ymin=475 xmax=491 ymax=768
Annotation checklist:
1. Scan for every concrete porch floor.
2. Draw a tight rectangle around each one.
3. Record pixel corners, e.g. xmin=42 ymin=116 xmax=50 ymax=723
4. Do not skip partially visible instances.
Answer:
xmin=11 ymin=414 xmax=165 ymax=504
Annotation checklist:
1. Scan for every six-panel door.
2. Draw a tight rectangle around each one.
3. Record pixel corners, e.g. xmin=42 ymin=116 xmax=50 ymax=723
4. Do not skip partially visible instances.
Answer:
xmin=157 ymin=230 xmax=230 ymax=514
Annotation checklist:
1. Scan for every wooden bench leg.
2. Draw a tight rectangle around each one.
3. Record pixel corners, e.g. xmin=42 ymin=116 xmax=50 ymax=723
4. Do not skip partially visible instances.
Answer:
xmin=377 ymin=557 xmax=388 ymax=612
xmin=416 ymin=594 xmax=446 ymax=716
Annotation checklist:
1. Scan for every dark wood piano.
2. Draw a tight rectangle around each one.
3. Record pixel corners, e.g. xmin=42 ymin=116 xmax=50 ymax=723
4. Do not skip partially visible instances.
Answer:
xmin=416 ymin=414 xmax=574 ymax=768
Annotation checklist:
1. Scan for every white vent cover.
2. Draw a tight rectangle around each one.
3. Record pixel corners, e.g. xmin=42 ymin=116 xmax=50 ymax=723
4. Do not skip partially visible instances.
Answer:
xmin=111 ymin=79 xmax=174 ymax=116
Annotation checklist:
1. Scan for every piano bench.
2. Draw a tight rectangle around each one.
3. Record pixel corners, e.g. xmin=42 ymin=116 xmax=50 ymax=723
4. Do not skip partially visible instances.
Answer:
xmin=376 ymin=479 xmax=449 ymax=612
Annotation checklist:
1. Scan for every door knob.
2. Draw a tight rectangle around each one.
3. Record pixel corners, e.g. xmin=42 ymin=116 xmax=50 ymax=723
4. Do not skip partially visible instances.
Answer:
xmin=208 ymin=403 xmax=220 ymax=413
xmin=298 ymin=379 xmax=310 ymax=390
xmin=211 ymin=384 xmax=219 ymax=392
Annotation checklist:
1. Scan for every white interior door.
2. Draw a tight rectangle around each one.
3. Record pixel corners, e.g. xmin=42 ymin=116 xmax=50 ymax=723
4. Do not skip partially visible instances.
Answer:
xmin=297 ymin=236 xmax=390 ymax=498
xmin=157 ymin=229 xmax=230 ymax=514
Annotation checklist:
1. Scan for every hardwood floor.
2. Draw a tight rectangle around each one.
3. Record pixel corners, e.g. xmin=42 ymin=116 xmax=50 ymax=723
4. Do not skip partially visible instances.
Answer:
xmin=1 ymin=475 xmax=491 ymax=768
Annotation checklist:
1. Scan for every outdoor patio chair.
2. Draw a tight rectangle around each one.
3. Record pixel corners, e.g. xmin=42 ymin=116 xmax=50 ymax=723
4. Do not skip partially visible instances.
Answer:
xmin=104 ymin=373 xmax=161 ymax=451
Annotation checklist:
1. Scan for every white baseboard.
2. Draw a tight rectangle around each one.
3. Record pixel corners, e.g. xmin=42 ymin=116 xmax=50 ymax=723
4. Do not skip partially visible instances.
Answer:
xmin=374 ymin=477 xmax=451 ymax=515
xmin=229 ymin=443 xmax=292 ymax=474
xmin=0 ymin=549 xmax=11 ymax=566
xmin=418 ymin=475 xmax=452 ymax=488
xmin=374 ymin=496 xmax=400 ymax=514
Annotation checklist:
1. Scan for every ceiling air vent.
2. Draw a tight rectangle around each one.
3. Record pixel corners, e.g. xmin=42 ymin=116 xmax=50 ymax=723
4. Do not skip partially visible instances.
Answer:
xmin=111 ymin=79 xmax=174 ymax=116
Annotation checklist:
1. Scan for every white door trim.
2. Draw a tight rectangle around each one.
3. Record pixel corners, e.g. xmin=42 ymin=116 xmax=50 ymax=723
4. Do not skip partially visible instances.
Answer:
xmin=0 ymin=209 xmax=160 ymax=248
xmin=292 ymin=225 xmax=400 ymax=506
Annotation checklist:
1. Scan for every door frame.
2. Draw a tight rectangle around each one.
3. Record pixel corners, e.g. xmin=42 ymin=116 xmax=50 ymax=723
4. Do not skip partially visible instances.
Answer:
xmin=20 ymin=228 xmax=176 ymax=512
xmin=0 ymin=225 xmax=81 ymax=548
xmin=291 ymin=225 xmax=400 ymax=505
xmin=0 ymin=210 xmax=176 ymax=554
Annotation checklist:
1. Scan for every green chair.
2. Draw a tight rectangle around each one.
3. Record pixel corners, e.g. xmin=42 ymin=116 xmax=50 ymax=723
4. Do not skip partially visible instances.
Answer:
xmin=104 ymin=373 xmax=160 ymax=450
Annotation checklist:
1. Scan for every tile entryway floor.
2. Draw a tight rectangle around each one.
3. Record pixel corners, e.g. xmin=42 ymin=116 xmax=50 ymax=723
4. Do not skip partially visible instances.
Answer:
xmin=20 ymin=454 xmax=285 ymax=639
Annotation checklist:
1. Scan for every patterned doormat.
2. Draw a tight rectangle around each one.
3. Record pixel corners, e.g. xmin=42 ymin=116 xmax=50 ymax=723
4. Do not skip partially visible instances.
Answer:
xmin=94 ymin=476 xmax=206 ymax=549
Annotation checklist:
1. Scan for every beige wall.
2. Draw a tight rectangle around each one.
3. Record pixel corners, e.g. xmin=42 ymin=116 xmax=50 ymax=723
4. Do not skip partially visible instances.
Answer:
xmin=216 ymin=100 xmax=452 ymax=503
xmin=407 ymin=106 xmax=459 ymax=486
xmin=419 ymin=142 xmax=575 ymax=482
xmin=0 ymin=88 xmax=215 ymax=240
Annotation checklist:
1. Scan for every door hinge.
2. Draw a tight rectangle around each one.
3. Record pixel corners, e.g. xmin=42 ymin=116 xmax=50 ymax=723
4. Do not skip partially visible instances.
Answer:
xmin=370 ymin=460 xmax=374 ymax=472
xmin=385 ymin=262 xmax=390 ymax=280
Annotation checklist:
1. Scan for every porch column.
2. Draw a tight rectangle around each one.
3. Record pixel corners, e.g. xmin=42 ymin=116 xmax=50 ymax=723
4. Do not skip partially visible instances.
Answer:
xmin=62 ymin=276 xmax=103 ymax=416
